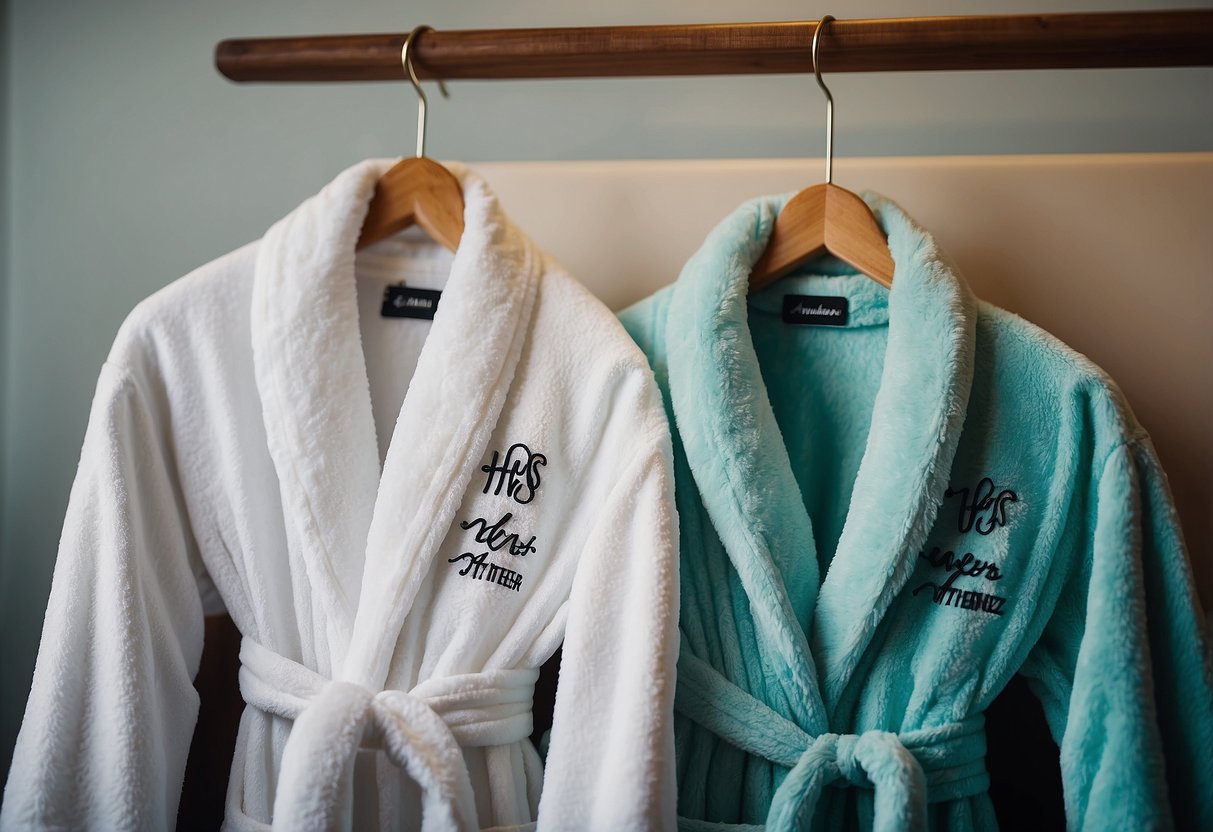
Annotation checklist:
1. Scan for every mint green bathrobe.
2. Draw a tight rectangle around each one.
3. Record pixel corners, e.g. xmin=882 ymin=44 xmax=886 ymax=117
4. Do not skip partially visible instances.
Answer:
xmin=619 ymin=194 xmax=1212 ymax=832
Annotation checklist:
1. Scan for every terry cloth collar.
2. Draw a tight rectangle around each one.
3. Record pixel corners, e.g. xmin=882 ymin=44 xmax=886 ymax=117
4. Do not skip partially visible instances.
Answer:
xmin=250 ymin=158 xmax=541 ymax=687
xmin=665 ymin=192 xmax=977 ymax=721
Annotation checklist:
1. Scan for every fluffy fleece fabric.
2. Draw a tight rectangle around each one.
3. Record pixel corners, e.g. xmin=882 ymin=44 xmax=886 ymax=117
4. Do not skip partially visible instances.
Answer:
xmin=619 ymin=192 xmax=1213 ymax=831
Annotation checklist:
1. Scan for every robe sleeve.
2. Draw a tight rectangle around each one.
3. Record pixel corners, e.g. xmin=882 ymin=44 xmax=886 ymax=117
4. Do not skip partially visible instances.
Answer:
xmin=1020 ymin=438 xmax=1213 ymax=831
xmin=1 ymin=361 xmax=206 ymax=831
xmin=537 ymin=428 xmax=680 ymax=831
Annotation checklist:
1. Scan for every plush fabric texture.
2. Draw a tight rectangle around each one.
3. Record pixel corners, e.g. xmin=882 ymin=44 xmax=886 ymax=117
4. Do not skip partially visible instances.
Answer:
xmin=2 ymin=159 xmax=680 ymax=831
xmin=619 ymin=192 xmax=1213 ymax=832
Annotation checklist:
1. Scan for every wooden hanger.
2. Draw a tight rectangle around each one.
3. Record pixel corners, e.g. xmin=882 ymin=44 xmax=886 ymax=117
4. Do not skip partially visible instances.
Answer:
xmin=750 ymin=16 xmax=894 ymax=292
xmin=358 ymin=26 xmax=465 ymax=252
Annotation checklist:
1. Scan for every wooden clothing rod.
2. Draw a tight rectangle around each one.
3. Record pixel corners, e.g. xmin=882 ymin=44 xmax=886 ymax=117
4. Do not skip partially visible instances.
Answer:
xmin=215 ymin=11 xmax=1213 ymax=83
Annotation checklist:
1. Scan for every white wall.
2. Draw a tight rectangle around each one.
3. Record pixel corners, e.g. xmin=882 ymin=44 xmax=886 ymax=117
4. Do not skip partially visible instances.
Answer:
xmin=2 ymin=0 xmax=1211 ymax=785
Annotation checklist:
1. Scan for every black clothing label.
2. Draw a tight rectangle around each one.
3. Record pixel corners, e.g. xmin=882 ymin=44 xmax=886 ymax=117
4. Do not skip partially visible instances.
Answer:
xmin=382 ymin=285 xmax=441 ymax=320
xmin=782 ymin=294 xmax=849 ymax=326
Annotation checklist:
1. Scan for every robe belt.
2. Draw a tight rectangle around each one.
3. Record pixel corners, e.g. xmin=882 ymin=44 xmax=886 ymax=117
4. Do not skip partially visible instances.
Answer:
xmin=676 ymin=651 xmax=989 ymax=832
xmin=237 ymin=637 xmax=541 ymax=832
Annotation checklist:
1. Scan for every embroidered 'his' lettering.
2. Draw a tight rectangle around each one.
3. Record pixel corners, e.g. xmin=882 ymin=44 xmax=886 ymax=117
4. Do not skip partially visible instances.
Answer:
xmin=945 ymin=477 xmax=1018 ymax=535
xmin=481 ymin=443 xmax=546 ymax=504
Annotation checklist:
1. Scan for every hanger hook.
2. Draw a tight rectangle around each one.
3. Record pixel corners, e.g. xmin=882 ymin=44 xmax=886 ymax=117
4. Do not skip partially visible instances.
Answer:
xmin=402 ymin=25 xmax=449 ymax=158
xmin=812 ymin=15 xmax=836 ymax=185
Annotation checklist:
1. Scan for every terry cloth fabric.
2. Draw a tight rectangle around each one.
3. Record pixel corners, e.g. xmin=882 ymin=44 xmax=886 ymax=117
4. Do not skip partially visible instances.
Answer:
xmin=2 ymin=159 xmax=679 ymax=832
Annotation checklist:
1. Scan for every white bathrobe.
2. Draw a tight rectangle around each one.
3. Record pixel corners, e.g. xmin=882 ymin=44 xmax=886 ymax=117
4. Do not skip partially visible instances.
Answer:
xmin=1 ymin=160 xmax=679 ymax=832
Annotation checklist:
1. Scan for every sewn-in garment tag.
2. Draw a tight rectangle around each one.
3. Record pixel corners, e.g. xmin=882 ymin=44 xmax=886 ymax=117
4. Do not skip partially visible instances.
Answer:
xmin=782 ymin=294 xmax=849 ymax=326
xmin=382 ymin=285 xmax=441 ymax=320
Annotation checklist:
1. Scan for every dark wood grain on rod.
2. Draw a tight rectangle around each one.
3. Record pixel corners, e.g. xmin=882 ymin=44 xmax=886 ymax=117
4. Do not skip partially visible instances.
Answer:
xmin=215 ymin=11 xmax=1213 ymax=83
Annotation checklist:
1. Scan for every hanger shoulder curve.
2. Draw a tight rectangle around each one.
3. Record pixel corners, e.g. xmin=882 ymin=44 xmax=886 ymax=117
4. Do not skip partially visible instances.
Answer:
xmin=356 ymin=156 xmax=465 ymax=252
xmin=749 ymin=183 xmax=829 ymax=291
xmin=749 ymin=183 xmax=894 ymax=292
xmin=822 ymin=185 xmax=894 ymax=288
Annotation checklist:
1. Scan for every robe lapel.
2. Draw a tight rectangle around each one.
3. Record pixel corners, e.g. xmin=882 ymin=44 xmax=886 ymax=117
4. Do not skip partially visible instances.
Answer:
xmin=341 ymin=166 xmax=541 ymax=690
xmin=252 ymin=161 xmax=387 ymax=669
xmin=667 ymin=193 xmax=976 ymax=729
xmin=666 ymin=195 xmax=829 ymax=735
xmin=251 ymin=160 xmax=541 ymax=688
xmin=812 ymin=198 xmax=976 ymax=715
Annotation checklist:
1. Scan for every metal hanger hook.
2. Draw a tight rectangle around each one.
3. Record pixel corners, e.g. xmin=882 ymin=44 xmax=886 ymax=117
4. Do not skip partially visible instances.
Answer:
xmin=402 ymin=25 xmax=450 ymax=158
xmin=812 ymin=15 xmax=836 ymax=184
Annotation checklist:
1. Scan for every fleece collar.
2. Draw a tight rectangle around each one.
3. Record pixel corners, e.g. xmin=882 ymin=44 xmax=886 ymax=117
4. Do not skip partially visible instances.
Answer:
xmin=666 ymin=192 xmax=976 ymax=720
xmin=251 ymin=159 xmax=540 ymax=685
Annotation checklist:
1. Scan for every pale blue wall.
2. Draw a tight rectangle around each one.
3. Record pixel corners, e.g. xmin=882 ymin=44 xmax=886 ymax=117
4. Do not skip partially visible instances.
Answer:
xmin=2 ymin=0 xmax=1211 ymax=785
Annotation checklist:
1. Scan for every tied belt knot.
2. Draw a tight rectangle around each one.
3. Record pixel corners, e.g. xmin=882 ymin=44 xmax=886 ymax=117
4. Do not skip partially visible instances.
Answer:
xmin=768 ymin=721 xmax=987 ymax=832
xmin=676 ymin=651 xmax=989 ymax=832
xmin=810 ymin=730 xmax=922 ymax=792
xmin=237 ymin=638 xmax=541 ymax=831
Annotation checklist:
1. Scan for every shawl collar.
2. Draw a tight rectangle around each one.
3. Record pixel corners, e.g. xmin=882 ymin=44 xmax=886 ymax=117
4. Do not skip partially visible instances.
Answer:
xmin=665 ymin=193 xmax=976 ymax=720
xmin=251 ymin=159 xmax=540 ymax=684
